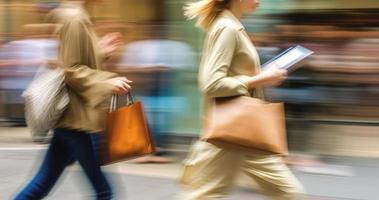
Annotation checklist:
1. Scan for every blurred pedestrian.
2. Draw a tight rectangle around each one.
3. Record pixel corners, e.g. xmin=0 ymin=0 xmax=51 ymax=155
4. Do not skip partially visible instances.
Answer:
xmin=13 ymin=0 xmax=130 ymax=199
xmin=179 ymin=0 xmax=304 ymax=199
xmin=120 ymin=39 xmax=196 ymax=164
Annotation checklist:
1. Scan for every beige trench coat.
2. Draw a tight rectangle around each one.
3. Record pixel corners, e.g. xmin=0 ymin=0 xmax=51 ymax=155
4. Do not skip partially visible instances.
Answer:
xmin=198 ymin=9 xmax=264 ymax=131
xmin=56 ymin=11 xmax=116 ymax=132
xmin=179 ymin=10 xmax=304 ymax=200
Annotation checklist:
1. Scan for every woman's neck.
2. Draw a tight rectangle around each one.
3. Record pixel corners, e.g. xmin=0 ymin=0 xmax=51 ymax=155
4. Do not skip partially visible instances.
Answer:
xmin=228 ymin=1 xmax=243 ymax=20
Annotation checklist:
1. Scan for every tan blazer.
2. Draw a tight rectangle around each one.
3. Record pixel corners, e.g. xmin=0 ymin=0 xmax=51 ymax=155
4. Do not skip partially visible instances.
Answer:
xmin=56 ymin=11 xmax=116 ymax=132
xmin=199 ymin=10 xmax=264 ymax=126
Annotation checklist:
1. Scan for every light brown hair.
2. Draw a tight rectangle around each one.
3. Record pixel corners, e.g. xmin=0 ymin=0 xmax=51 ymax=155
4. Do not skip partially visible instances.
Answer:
xmin=184 ymin=0 xmax=231 ymax=30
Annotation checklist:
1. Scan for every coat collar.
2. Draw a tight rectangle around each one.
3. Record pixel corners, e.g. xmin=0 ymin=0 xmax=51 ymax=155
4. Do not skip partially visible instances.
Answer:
xmin=220 ymin=9 xmax=245 ymax=31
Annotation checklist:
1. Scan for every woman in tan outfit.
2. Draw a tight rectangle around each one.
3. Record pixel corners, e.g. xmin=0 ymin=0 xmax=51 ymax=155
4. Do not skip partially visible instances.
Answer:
xmin=14 ymin=1 xmax=130 ymax=199
xmin=179 ymin=0 xmax=304 ymax=199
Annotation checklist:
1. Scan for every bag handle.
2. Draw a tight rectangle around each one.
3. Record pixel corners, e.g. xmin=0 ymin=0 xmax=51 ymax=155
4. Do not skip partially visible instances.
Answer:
xmin=109 ymin=92 xmax=134 ymax=112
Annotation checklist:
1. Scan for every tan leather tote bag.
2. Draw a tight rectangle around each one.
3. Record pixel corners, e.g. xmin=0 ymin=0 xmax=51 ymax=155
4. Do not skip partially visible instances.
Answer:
xmin=102 ymin=93 xmax=156 ymax=165
xmin=202 ymin=96 xmax=288 ymax=155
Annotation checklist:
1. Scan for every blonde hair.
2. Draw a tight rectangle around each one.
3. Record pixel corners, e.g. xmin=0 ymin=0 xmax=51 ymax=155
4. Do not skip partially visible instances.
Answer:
xmin=184 ymin=0 xmax=230 ymax=30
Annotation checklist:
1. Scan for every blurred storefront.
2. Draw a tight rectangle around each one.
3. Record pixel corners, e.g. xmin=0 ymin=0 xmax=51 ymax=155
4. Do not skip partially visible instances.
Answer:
xmin=0 ymin=0 xmax=379 ymax=157
xmin=252 ymin=0 xmax=379 ymax=157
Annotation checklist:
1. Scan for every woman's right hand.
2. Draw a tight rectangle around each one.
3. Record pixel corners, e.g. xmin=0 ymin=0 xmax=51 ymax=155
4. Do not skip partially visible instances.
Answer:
xmin=106 ymin=77 xmax=132 ymax=95
xmin=259 ymin=64 xmax=288 ymax=87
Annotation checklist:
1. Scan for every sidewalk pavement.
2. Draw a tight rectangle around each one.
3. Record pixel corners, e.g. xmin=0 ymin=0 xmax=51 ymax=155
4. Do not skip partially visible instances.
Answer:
xmin=1 ymin=127 xmax=378 ymax=200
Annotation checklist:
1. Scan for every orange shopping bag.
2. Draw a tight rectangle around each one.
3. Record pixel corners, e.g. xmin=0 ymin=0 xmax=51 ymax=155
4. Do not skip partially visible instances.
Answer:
xmin=102 ymin=93 xmax=156 ymax=165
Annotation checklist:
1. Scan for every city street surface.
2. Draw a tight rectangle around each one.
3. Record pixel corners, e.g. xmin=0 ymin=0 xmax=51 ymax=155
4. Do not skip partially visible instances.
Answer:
xmin=0 ymin=127 xmax=378 ymax=200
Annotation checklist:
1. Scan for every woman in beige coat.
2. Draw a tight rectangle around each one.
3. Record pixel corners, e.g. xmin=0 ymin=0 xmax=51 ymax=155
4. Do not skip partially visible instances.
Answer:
xmin=179 ymin=0 xmax=304 ymax=199
xmin=14 ymin=2 xmax=130 ymax=199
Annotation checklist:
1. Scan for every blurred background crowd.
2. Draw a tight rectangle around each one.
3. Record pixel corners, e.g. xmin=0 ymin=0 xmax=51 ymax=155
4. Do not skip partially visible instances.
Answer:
xmin=0 ymin=0 xmax=378 ymax=160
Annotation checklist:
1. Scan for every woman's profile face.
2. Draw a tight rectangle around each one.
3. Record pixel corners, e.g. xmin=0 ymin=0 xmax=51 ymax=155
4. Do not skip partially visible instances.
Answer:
xmin=242 ymin=0 xmax=260 ymax=13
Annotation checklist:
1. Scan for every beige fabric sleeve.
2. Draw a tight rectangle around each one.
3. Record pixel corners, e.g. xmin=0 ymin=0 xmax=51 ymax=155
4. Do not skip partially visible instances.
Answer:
xmin=199 ymin=26 xmax=250 ymax=98
xmin=59 ymin=18 xmax=117 ymax=107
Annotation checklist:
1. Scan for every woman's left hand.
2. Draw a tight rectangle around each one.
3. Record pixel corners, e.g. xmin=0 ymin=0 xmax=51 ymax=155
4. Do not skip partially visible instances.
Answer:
xmin=98 ymin=32 xmax=124 ymax=59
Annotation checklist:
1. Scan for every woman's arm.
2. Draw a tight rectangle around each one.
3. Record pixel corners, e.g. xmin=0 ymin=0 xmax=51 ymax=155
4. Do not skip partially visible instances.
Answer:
xmin=59 ymin=18 xmax=121 ymax=107
xmin=200 ymin=26 xmax=250 ymax=98
xmin=199 ymin=26 xmax=287 ymax=98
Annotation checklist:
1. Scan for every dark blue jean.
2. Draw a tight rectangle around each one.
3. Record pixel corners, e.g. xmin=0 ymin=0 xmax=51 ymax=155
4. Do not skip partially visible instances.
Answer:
xmin=14 ymin=128 xmax=112 ymax=200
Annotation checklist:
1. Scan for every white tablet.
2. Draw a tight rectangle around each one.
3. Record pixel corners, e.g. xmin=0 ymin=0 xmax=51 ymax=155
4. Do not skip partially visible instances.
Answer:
xmin=262 ymin=45 xmax=313 ymax=71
